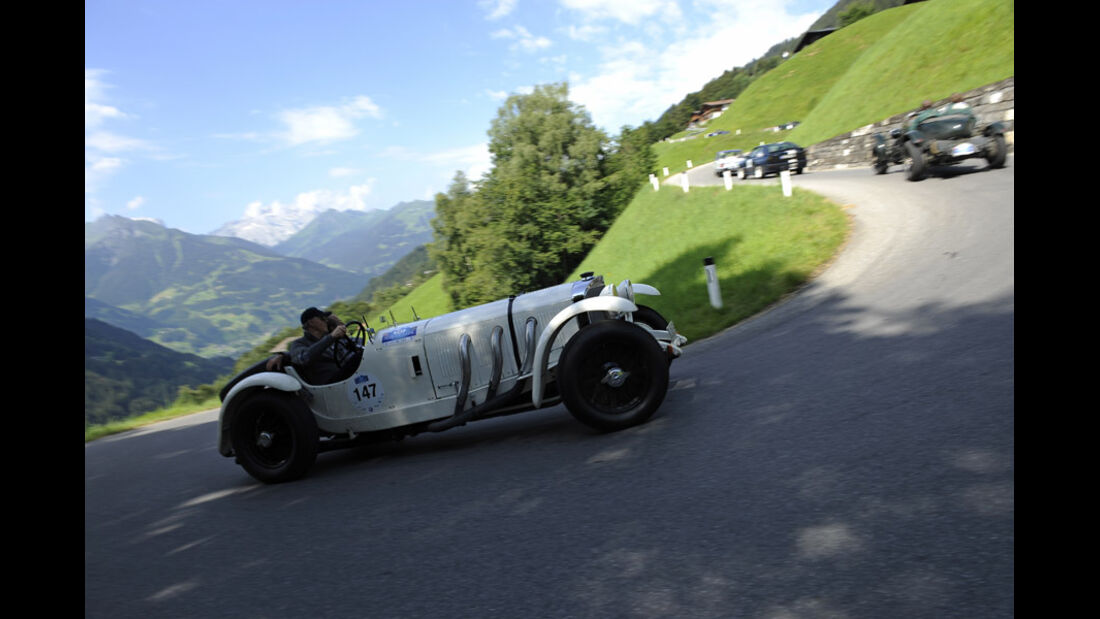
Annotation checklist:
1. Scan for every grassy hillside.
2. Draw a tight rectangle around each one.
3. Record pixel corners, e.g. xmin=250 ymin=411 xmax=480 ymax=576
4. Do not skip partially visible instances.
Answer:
xmin=654 ymin=0 xmax=1013 ymax=175
xmin=565 ymin=185 xmax=846 ymax=342
xmin=85 ymin=318 xmax=234 ymax=426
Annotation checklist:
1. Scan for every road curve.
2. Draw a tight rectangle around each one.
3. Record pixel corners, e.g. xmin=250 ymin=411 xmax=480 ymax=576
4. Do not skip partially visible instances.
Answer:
xmin=86 ymin=159 xmax=1013 ymax=618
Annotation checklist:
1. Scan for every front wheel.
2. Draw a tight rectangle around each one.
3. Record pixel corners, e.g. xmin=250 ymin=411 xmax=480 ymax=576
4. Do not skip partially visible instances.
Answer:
xmin=632 ymin=305 xmax=675 ymax=366
xmin=558 ymin=320 xmax=670 ymax=432
xmin=230 ymin=391 xmax=319 ymax=483
xmin=986 ymin=135 xmax=1007 ymax=169
xmin=905 ymin=141 xmax=927 ymax=181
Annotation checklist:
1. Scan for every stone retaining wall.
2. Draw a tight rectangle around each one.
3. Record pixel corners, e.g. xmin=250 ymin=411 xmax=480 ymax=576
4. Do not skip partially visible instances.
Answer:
xmin=805 ymin=77 xmax=1014 ymax=170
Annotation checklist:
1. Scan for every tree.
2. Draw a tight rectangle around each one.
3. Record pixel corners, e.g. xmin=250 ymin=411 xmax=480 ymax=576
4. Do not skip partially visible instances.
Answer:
xmin=605 ymin=124 xmax=657 ymax=213
xmin=431 ymin=83 xmax=619 ymax=307
xmin=839 ymin=2 xmax=875 ymax=28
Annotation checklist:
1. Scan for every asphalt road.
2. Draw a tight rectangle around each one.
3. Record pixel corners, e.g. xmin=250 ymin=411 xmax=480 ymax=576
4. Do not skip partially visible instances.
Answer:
xmin=86 ymin=158 xmax=1013 ymax=618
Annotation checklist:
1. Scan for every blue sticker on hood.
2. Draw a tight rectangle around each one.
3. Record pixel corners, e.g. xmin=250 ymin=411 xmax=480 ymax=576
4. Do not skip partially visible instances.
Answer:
xmin=381 ymin=326 xmax=417 ymax=346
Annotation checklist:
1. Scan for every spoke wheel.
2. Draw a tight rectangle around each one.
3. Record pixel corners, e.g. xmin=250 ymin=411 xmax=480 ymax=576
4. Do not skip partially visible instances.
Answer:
xmin=559 ymin=320 xmax=669 ymax=432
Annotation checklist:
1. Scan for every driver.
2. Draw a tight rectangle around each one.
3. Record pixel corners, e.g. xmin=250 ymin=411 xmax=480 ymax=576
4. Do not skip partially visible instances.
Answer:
xmin=285 ymin=306 xmax=361 ymax=384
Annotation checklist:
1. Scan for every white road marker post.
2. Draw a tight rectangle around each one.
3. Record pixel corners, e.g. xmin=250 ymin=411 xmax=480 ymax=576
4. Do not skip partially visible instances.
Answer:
xmin=663 ymin=167 xmax=670 ymax=177
xmin=704 ymin=257 xmax=722 ymax=308
xmin=723 ymin=169 xmax=733 ymax=190
xmin=681 ymin=173 xmax=690 ymax=193
xmin=686 ymin=160 xmax=693 ymax=168
xmin=650 ymin=174 xmax=660 ymax=191
xmin=780 ymin=170 xmax=792 ymax=197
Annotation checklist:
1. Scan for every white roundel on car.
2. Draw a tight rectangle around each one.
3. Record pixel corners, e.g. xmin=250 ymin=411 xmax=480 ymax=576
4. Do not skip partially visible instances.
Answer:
xmin=347 ymin=373 xmax=385 ymax=412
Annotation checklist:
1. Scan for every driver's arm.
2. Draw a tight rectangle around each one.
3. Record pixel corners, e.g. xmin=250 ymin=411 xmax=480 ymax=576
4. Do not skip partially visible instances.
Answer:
xmin=289 ymin=334 xmax=334 ymax=367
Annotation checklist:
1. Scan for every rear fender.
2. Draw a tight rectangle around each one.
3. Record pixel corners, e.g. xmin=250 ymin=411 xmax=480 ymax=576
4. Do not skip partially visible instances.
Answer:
xmin=217 ymin=372 xmax=303 ymax=456
xmin=531 ymin=296 xmax=638 ymax=408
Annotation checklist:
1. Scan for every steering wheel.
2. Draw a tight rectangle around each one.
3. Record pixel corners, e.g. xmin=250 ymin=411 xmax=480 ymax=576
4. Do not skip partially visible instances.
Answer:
xmin=333 ymin=321 xmax=368 ymax=369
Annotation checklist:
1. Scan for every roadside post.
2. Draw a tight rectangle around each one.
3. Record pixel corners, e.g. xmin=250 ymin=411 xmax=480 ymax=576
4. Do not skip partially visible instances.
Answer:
xmin=681 ymin=173 xmax=690 ymax=193
xmin=650 ymin=173 xmax=660 ymax=191
xmin=780 ymin=170 xmax=792 ymax=197
xmin=704 ymin=257 xmax=722 ymax=308
xmin=723 ymin=169 xmax=732 ymax=190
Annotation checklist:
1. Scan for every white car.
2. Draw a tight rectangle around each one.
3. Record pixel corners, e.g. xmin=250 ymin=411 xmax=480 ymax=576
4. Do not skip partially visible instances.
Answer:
xmin=217 ymin=273 xmax=687 ymax=483
xmin=714 ymin=149 xmax=746 ymax=177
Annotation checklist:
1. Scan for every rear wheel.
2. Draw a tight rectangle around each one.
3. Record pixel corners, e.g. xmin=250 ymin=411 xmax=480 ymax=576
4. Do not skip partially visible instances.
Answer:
xmin=559 ymin=320 xmax=669 ymax=432
xmin=231 ymin=391 xmax=319 ymax=483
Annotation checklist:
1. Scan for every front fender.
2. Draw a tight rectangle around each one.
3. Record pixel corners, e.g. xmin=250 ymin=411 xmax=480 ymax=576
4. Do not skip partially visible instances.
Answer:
xmin=530 ymin=296 xmax=638 ymax=408
xmin=983 ymin=121 xmax=1006 ymax=137
xmin=904 ymin=129 xmax=926 ymax=147
xmin=217 ymin=372 xmax=303 ymax=456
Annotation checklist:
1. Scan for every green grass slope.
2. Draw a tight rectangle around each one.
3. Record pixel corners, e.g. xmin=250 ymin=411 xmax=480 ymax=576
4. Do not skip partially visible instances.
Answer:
xmin=654 ymin=0 xmax=1013 ymax=175
xmin=567 ymin=185 xmax=847 ymax=342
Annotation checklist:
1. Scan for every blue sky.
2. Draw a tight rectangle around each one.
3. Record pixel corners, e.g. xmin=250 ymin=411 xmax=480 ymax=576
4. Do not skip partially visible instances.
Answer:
xmin=85 ymin=0 xmax=833 ymax=240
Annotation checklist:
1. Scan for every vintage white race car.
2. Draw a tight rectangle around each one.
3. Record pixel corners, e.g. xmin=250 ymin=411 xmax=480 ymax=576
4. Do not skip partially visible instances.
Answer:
xmin=217 ymin=273 xmax=687 ymax=483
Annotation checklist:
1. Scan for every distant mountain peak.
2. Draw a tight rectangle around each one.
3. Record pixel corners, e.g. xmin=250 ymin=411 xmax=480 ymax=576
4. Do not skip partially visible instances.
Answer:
xmin=210 ymin=202 xmax=323 ymax=246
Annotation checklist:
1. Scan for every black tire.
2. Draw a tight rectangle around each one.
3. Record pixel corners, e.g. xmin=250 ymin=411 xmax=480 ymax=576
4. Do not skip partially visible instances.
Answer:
xmin=230 ymin=391 xmax=319 ymax=483
xmin=873 ymin=160 xmax=888 ymax=175
xmin=558 ymin=320 xmax=670 ymax=432
xmin=905 ymin=141 xmax=926 ymax=181
xmin=986 ymin=135 xmax=1007 ymax=169
xmin=633 ymin=305 xmax=675 ymax=366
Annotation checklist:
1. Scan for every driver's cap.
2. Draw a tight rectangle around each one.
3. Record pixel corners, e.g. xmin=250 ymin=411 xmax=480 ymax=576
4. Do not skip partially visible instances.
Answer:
xmin=300 ymin=307 xmax=328 ymax=325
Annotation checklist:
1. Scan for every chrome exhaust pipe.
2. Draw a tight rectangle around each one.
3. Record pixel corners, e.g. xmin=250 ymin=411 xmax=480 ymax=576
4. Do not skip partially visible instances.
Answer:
xmin=486 ymin=326 xmax=503 ymax=400
xmin=453 ymin=333 xmax=472 ymax=417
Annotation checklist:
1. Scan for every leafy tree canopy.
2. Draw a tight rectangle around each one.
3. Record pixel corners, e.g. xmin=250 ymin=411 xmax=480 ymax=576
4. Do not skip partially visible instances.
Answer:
xmin=431 ymin=83 xmax=651 ymax=307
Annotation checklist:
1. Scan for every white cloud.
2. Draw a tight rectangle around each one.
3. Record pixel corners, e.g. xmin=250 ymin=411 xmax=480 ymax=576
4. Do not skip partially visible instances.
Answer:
xmin=277 ymin=95 xmax=383 ymax=146
xmin=85 ymin=131 xmax=151 ymax=154
xmin=480 ymin=0 xmax=517 ymax=20
xmin=560 ymin=0 xmax=678 ymax=25
xmin=86 ymin=69 xmax=154 ymax=194
xmin=567 ymin=2 xmax=822 ymax=130
xmin=491 ymin=25 xmax=552 ymax=52
xmin=85 ymin=155 xmax=124 ymax=194
xmin=126 ymin=196 xmax=145 ymax=210
xmin=564 ymin=23 xmax=607 ymax=42
xmin=380 ymin=143 xmax=491 ymax=186
xmin=85 ymin=69 xmax=127 ymax=129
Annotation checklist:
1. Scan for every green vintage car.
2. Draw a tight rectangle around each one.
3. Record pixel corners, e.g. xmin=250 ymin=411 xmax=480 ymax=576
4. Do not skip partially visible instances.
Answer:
xmin=872 ymin=100 xmax=1008 ymax=181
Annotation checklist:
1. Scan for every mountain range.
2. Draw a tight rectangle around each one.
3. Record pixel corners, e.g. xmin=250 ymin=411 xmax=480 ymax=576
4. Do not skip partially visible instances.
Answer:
xmin=274 ymin=200 xmax=434 ymax=277
xmin=85 ymin=199 xmax=434 ymax=358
